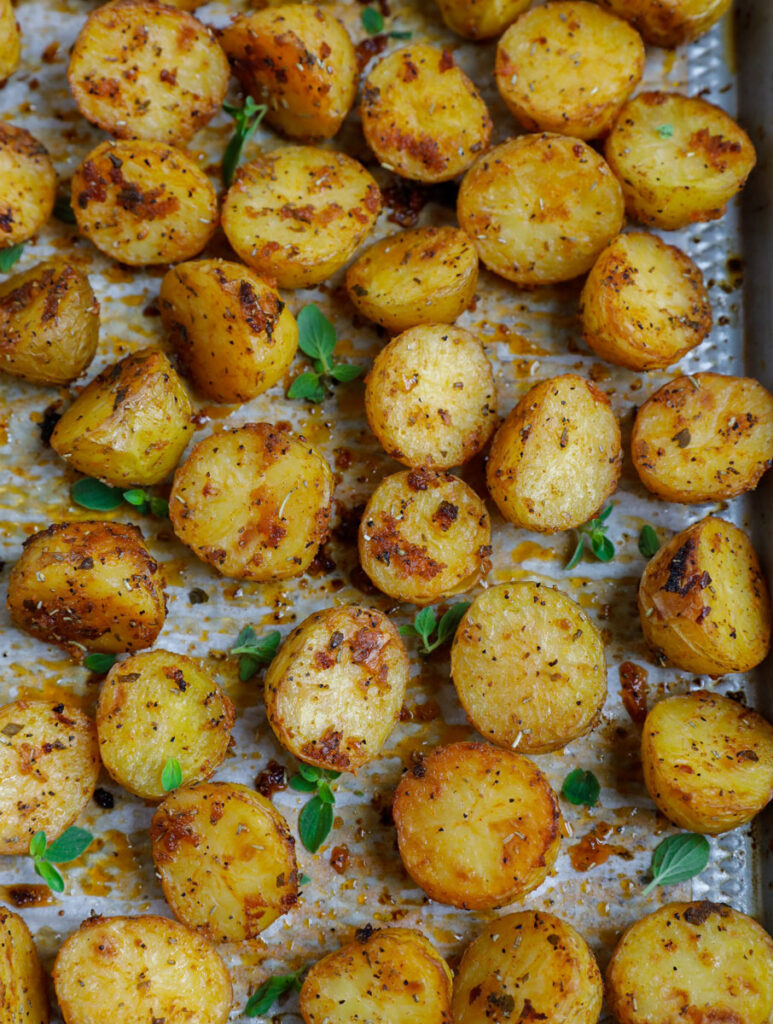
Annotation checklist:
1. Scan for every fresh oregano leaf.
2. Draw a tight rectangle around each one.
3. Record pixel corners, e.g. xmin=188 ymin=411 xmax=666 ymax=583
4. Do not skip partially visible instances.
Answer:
xmin=84 ymin=652 xmax=117 ymax=674
xmin=71 ymin=477 xmax=125 ymax=512
xmin=297 ymin=305 xmax=337 ymax=365
xmin=161 ymin=757 xmax=182 ymax=793
xmin=361 ymin=6 xmax=384 ymax=33
xmin=436 ymin=602 xmax=471 ymax=645
xmin=29 ymin=831 xmax=47 ymax=860
xmin=561 ymin=768 xmax=600 ymax=807
xmin=330 ymin=363 xmax=363 ymax=383
xmin=45 ymin=827 xmax=93 ymax=864
xmin=639 ymin=524 xmax=660 ymax=558
xmin=222 ymin=96 xmax=268 ymax=188
xmin=642 ymin=833 xmax=710 ymax=895
xmin=289 ymin=774 xmax=318 ymax=793
xmin=231 ymin=628 xmax=281 ymax=681
xmin=0 ymin=244 xmax=24 ymax=273
xmin=34 ymin=858 xmax=64 ymax=893
xmin=316 ymin=782 xmax=335 ymax=805
xmin=565 ymin=504 xmax=615 ymax=569
xmin=245 ymin=967 xmax=306 ymax=1017
xmin=298 ymin=794 xmax=334 ymax=853
xmin=287 ymin=371 xmax=326 ymax=403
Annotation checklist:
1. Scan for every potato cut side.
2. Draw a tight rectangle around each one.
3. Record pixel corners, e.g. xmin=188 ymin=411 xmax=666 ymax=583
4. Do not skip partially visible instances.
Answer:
xmin=0 ymin=0 xmax=21 ymax=84
xmin=0 ymin=123 xmax=56 ymax=248
xmin=0 ymin=906 xmax=49 ymax=1024
xmin=597 ymin=0 xmax=732 ymax=48
xmin=433 ymin=0 xmax=530 ymax=40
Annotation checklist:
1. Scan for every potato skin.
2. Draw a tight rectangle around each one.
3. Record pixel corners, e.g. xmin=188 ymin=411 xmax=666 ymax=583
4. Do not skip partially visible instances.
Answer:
xmin=453 ymin=911 xmax=603 ymax=1024
xmin=433 ymin=0 xmax=530 ymax=40
xmin=579 ymin=232 xmax=711 ymax=371
xmin=159 ymin=259 xmax=298 ymax=404
xmin=597 ymin=0 xmax=732 ymax=48
xmin=0 ymin=907 xmax=49 ymax=1024
xmin=221 ymin=5 xmax=357 ymax=141
xmin=300 ymin=927 xmax=453 ymax=1024
xmin=0 ymin=700 xmax=99 ymax=855
xmin=632 ymin=373 xmax=773 ymax=503
xmin=0 ymin=0 xmax=20 ymax=85
xmin=496 ymin=2 xmax=645 ymax=140
xmin=0 ymin=260 xmax=100 ymax=386
xmin=638 ymin=516 xmax=772 ymax=675
xmin=68 ymin=0 xmax=229 ymax=144
xmin=51 ymin=348 xmax=193 ymax=487
xmin=606 ymin=901 xmax=773 ymax=1024
xmin=346 ymin=226 xmax=479 ymax=334
xmin=72 ymin=139 xmax=218 ymax=266
xmin=458 ymin=134 xmax=624 ymax=285
xmin=265 ymin=606 xmax=408 ymax=773
xmin=7 ymin=521 xmax=167 ymax=658
xmin=364 ymin=325 xmax=496 ymax=470
xmin=222 ymin=146 xmax=381 ymax=289
xmin=451 ymin=582 xmax=607 ymax=754
xmin=170 ymin=422 xmax=334 ymax=581
xmin=605 ymin=91 xmax=756 ymax=230
xmin=97 ymin=650 xmax=234 ymax=801
xmin=361 ymin=44 xmax=492 ymax=184
xmin=0 ymin=124 xmax=56 ymax=248
xmin=53 ymin=915 xmax=232 ymax=1024
xmin=359 ymin=468 xmax=491 ymax=605
xmin=393 ymin=741 xmax=562 ymax=909
xmin=150 ymin=782 xmax=298 ymax=942
xmin=486 ymin=374 xmax=623 ymax=534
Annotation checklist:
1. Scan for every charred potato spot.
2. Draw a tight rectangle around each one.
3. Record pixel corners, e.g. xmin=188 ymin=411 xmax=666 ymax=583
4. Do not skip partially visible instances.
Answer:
xmin=0 ymin=0 xmax=21 ymax=85
xmin=6 ymin=520 xmax=167 ymax=658
xmin=150 ymin=782 xmax=298 ymax=942
xmin=0 ymin=906 xmax=49 ymax=1023
xmin=393 ymin=741 xmax=562 ymax=909
xmin=50 ymin=347 xmax=193 ymax=487
xmin=0 ymin=700 xmax=100 ymax=855
xmin=364 ymin=324 xmax=496 ymax=470
xmin=433 ymin=0 xmax=530 ymax=40
xmin=0 ymin=123 xmax=56 ymax=247
xmin=597 ymin=0 xmax=732 ymax=48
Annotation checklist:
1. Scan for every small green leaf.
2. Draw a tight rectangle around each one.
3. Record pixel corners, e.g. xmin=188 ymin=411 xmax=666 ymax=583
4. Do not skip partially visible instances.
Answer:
xmin=297 ymin=762 xmax=323 ymax=782
xmin=298 ymin=795 xmax=334 ymax=853
xmin=245 ymin=969 xmax=306 ymax=1017
xmin=565 ymin=537 xmax=585 ymax=570
xmin=639 ymin=524 xmax=660 ymax=559
xmin=330 ymin=363 xmax=363 ymax=383
xmin=389 ymin=29 xmax=412 ymax=39
xmin=149 ymin=496 xmax=169 ymax=519
xmin=316 ymin=782 xmax=335 ymax=805
xmin=398 ymin=623 xmax=419 ymax=638
xmin=299 ymin=873 xmax=311 ymax=885
xmin=232 ymin=629 xmax=282 ymax=681
xmin=54 ymin=195 xmax=77 ymax=224
xmin=413 ymin=606 xmax=437 ymax=643
xmin=591 ymin=533 xmax=615 ymax=562
xmin=0 ymin=244 xmax=24 ymax=273
xmin=71 ymin=477 xmax=125 ymax=512
xmin=561 ymin=768 xmax=600 ymax=807
xmin=289 ymin=774 xmax=318 ymax=793
xmin=657 ymin=123 xmax=674 ymax=138
xmin=597 ymin=503 xmax=614 ymax=523
xmin=84 ymin=652 xmax=116 ymax=674
xmin=288 ymin=371 xmax=326 ymax=403
xmin=29 ymin=831 xmax=47 ymax=859
xmin=642 ymin=833 xmax=710 ymax=895
xmin=34 ymin=858 xmax=64 ymax=893
xmin=123 ymin=488 xmax=148 ymax=507
xmin=161 ymin=757 xmax=183 ymax=793
xmin=45 ymin=827 xmax=93 ymax=864
xmin=322 ymin=769 xmax=341 ymax=781
xmin=361 ymin=6 xmax=384 ymax=33
xmin=436 ymin=602 xmax=471 ymax=645
xmin=297 ymin=305 xmax=337 ymax=365
xmin=222 ymin=96 xmax=268 ymax=189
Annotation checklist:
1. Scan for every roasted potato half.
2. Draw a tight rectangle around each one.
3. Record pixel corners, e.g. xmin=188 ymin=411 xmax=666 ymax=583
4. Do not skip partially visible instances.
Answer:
xmin=579 ymin=232 xmax=712 ymax=371
xmin=53 ymin=915 xmax=232 ymax=1024
xmin=0 ymin=124 xmax=56 ymax=248
xmin=221 ymin=5 xmax=357 ymax=141
xmin=51 ymin=348 xmax=193 ymax=487
xmin=0 ymin=907 xmax=49 ymax=1024
xmin=358 ymin=468 xmax=491 ymax=605
xmin=222 ymin=146 xmax=380 ymax=289
xmin=0 ymin=260 xmax=99 ymax=386
xmin=265 ymin=606 xmax=408 ymax=773
xmin=0 ymin=699 xmax=99 ymax=855
xmin=451 ymin=581 xmax=607 ymax=754
xmin=345 ymin=226 xmax=479 ymax=334
xmin=151 ymin=782 xmax=298 ymax=942
xmin=486 ymin=373 xmax=623 ymax=533
xmin=393 ymin=741 xmax=562 ymax=909
xmin=72 ymin=139 xmax=218 ymax=266
xmin=453 ymin=911 xmax=603 ymax=1024
xmin=68 ymin=0 xmax=229 ymax=144
xmin=458 ymin=134 xmax=624 ymax=285
xmin=641 ymin=690 xmax=773 ymax=834
xmin=7 ymin=521 xmax=167 ymax=658
xmin=300 ymin=927 xmax=453 ymax=1024
xmin=598 ymin=0 xmax=732 ymax=48
xmin=170 ymin=422 xmax=334 ymax=581
xmin=605 ymin=92 xmax=756 ymax=230
xmin=606 ymin=901 xmax=773 ymax=1024
xmin=632 ymin=373 xmax=773 ymax=503
xmin=638 ymin=516 xmax=771 ymax=675
xmin=433 ymin=0 xmax=530 ymax=40
xmin=364 ymin=324 xmax=497 ymax=470
xmin=361 ymin=44 xmax=492 ymax=184
xmin=496 ymin=2 xmax=645 ymax=140
xmin=0 ymin=0 xmax=20 ymax=85
xmin=97 ymin=650 xmax=234 ymax=801
xmin=159 ymin=259 xmax=298 ymax=404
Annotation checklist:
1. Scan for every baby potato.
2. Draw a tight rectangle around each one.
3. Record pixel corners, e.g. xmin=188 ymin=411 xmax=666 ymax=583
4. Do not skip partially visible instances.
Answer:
xmin=72 ymin=139 xmax=218 ymax=266
xmin=364 ymin=325 xmax=497 ymax=470
xmin=97 ymin=650 xmax=234 ymax=801
xmin=0 ymin=907 xmax=48 ymax=1024
xmin=394 ymin=741 xmax=561 ymax=909
xmin=358 ymin=468 xmax=491 ymax=605
xmin=632 ymin=373 xmax=773 ymax=503
xmin=170 ymin=422 xmax=334 ymax=581
xmin=0 ymin=0 xmax=20 ymax=85
xmin=451 ymin=581 xmax=607 ymax=754
xmin=265 ymin=606 xmax=408 ymax=773
xmin=221 ymin=5 xmax=357 ymax=141
xmin=222 ymin=146 xmax=381 ymax=289
xmin=151 ymin=782 xmax=298 ymax=942
xmin=458 ymin=134 xmax=625 ymax=285
xmin=0 ymin=260 xmax=99 ymax=386
xmin=605 ymin=92 xmax=756 ymax=230
xmin=496 ymin=2 xmax=645 ymax=140
xmin=159 ymin=259 xmax=298 ymax=404
xmin=638 ymin=516 xmax=771 ymax=675
xmin=0 ymin=699 xmax=99 ymax=855
xmin=486 ymin=373 xmax=623 ymax=534
xmin=7 ymin=521 xmax=167 ymax=658
xmin=300 ymin=927 xmax=453 ymax=1024
xmin=453 ymin=911 xmax=603 ymax=1024
xmin=53 ymin=915 xmax=232 ymax=1024
xmin=642 ymin=690 xmax=773 ymax=834
xmin=579 ymin=232 xmax=712 ymax=371
xmin=51 ymin=348 xmax=193 ymax=487
xmin=346 ymin=226 xmax=479 ymax=333
xmin=606 ymin=901 xmax=773 ymax=1024
xmin=0 ymin=124 xmax=56 ymax=249
xmin=433 ymin=0 xmax=530 ymax=40
xmin=361 ymin=45 xmax=492 ymax=184
xmin=597 ymin=0 xmax=732 ymax=48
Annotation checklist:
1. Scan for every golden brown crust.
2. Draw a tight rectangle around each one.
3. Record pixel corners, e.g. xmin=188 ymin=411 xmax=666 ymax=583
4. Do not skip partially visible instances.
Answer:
xmin=0 ymin=123 xmax=56 ymax=247
xmin=0 ymin=906 xmax=49 ymax=1023
xmin=597 ymin=0 xmax=732 ymax=48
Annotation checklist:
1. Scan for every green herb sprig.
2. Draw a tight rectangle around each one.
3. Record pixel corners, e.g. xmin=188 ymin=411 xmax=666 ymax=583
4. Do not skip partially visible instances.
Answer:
xmin=565 ymin=504 xmax=615 ymax=569
xmin=29 ymin=827 xmax=93 ymax=893
xmin=360 ymin=7 xmax=412 ymax=38
xmin=638 ymin=524 xmax=660 ymax=558
xmin=642 ymin=832 xmax=710 ymax=895
xmin=399 ymin=602 xmax=470 ymax=655
xmin=561 ymin=768 xmax=600 ymax=807
xmin=287 ymin=305 xmax=363 ymax=403
xmin=84 ymin=653 xmax=117 ymax=675
xmin=230 ymin=627 xmax=282 ymax=682
xmin=161 ymin=757 xmax=183 ymax=793
xmin=290 ymin=764 xmax=341 ymax=853
xmin=222 ymin=97 xmax=268 ymax=189
xmin=0 ymin=244 xmax=24 ymax=273
xmin=71 ymin=477 xmax=168 ymax=518
xmin=245 ymin=965 xmax=307 ymax=1017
